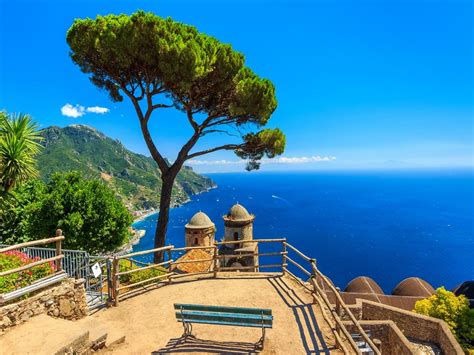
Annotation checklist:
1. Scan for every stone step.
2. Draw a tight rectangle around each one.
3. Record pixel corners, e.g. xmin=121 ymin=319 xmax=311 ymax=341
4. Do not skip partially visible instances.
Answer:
xmin=55 ymin=331 xmax=126 ymax=354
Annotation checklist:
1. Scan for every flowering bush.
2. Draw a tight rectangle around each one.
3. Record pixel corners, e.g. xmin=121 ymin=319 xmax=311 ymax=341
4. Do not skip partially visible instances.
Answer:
xmin=0 ymin=250 xmax=55 ymax=294
xmin=414 ymin=287 xmax=474 ymax=352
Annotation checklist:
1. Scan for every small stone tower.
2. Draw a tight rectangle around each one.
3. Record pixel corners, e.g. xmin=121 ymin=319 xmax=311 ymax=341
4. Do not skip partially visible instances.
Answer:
xmin=185 ymin=211 xmax=215 ymax=247
xmin=220 ymin=204 xmax=258 ymax=271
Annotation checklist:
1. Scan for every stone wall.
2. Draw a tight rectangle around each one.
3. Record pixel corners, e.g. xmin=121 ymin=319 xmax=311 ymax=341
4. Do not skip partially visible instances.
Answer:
xmin=359 ymin=299 xmax=463 ymax=354
xmin=340 ymin=292 xmax=424 ymax=311
xmin=0 ymin=278 xmax=88 ymax=331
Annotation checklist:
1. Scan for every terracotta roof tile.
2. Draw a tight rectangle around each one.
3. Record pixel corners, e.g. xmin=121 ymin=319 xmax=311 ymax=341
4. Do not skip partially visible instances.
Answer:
xmin=175 ymin=249 xmax=213 ymax=273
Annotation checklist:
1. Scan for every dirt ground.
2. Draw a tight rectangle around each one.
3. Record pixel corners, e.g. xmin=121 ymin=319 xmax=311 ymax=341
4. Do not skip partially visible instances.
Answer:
xmin=0 ymin=273 xmax=341 ymax=354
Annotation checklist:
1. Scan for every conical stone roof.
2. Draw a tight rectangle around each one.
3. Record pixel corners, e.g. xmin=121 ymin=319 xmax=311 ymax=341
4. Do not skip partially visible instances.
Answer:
xmin=185 ymin=211 xmax=215 ymax=229
xmin=344 ymin=276 xmax=384 ymax=295
xmin=392 ymin=277 xmax=435 ymax=297
xmin=224 ymin=203 xmax=254 ymax=222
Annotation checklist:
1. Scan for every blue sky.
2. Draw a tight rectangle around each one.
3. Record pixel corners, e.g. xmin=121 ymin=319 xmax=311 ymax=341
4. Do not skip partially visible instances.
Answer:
xmin=0 ymin=0 xmax=472 ymax=172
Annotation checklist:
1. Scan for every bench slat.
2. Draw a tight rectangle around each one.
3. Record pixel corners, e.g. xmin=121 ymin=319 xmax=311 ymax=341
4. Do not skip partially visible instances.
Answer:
xmin=177 ymin=318 xmax=273 ymax=328
xmin=176 ymin=310 xmax=273 ymax=323
xmin=174 ymin=303 xmax=272 ymax=316
xmin=176 ymin=315 xmax=272 ymax=328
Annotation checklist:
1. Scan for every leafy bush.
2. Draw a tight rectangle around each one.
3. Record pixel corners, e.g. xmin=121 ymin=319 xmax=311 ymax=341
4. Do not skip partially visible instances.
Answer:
xmin=1 ymin=171 xmax=133 ymax=254
xmin=414 ymin=287 xmax=474 ymax=352
xmin=0 ymin=180 xmax=46 ymax=244
xmin=0 ymin=250 xmax=55 ymax=294
xmin=118 ymin=259 xmax=166 ymax=286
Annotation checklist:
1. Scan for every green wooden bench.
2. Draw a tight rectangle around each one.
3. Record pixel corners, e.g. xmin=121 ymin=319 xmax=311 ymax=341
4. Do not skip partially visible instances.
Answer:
xmin=174 ymin=303 xmax=273 ymax=349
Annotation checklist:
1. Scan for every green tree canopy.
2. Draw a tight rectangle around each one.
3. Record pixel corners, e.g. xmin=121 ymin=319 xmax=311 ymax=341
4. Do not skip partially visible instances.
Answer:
xmin=0 ymin=179 xmax=46 ymax=244
xmin=1 ymin=172 xmax=133 ymax=254
xmin=67 ymin=11 xmax=286 ymax=260
xmin=66 ymin=11 xmax=284 ymax=171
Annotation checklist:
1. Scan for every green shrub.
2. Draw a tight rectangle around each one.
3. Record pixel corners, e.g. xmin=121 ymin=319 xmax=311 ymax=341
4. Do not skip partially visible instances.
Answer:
xmin=414 ymin=287 xmax=474 ymax=352
xmin=118 ymin=259 xmax=166 ymax=287
xmin=0 ymin=250 xmax=55 ymax=294
xmin=1 ymin=171 xmax=133 ymax=254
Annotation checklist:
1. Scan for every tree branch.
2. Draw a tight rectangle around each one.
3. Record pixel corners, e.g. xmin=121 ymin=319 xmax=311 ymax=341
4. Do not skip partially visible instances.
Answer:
xmin=200 ymin=129 xmax=240 ymax=138
xmin=186 ymin=106 xmax=199 ymax=131
xmin=187 ymin=143 xmax=243 ymax=160
xmin=152 ymin=103 xmax=173 ymax=110
xmin=136 ymin=80 xmax=145 ymax=101
xmin=170 ymin=107 xmax=201 ymax=173
xmin=121 ymin=87 xmax=169 ymax=173
xmin=198 ymin=112 xmax=225 ymax=129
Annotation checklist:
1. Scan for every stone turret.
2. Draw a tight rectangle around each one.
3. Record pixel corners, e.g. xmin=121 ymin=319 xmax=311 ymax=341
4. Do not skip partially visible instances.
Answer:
xmin=220 ymin=204 xmax=258 ymax=271
xmin=173 ymin=212 xmax=216 ymax=274
xmin=223 ymin=204 xmax=255 ymax=247
xmin=185 ymin=211 xmax=215 ymax=247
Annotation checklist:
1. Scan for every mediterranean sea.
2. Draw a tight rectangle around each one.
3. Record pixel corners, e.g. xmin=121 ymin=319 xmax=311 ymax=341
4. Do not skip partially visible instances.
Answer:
xmin=132 ymin=169 xmax=474 ymax=293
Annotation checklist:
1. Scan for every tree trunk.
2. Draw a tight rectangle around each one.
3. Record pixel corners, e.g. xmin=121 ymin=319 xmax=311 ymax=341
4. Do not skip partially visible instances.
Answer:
xmin=153 ymin=171 xmax=176 ymax=263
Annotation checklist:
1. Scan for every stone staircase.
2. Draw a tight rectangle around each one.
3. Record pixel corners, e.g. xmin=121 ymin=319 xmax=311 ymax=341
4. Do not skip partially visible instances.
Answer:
xmin=55 ymin=331 xmax=126 ymax=354
xmin=351 ymin=331 xmax=376 ymax=355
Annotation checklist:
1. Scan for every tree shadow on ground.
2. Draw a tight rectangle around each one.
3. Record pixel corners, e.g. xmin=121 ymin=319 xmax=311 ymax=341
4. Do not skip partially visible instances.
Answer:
xmin=267 ymin=276 xmax=334 ymax=354
xmin=152 ymin=334 xmax=260 ymax=354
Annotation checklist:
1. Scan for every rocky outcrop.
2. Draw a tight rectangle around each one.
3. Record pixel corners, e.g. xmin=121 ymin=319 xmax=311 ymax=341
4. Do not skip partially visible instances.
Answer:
xmin=0 ymin=278 xmax=88 ymax=331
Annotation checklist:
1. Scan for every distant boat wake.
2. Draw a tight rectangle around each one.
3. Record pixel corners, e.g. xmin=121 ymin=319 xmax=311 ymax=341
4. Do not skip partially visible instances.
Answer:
xmin=272 ymin=195 xmax=293 ymax=206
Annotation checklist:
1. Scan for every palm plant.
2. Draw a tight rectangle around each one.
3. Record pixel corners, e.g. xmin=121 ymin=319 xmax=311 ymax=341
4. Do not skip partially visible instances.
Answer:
xmin=0 ymin=112 xmax=43 ymax=193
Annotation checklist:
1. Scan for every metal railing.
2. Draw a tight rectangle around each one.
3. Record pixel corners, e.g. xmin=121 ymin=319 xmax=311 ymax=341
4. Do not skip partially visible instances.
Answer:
xmin=0 ymin=235 xmax=108 ymax=309
xmin=0 ymin=230 xmax=66 ymax=304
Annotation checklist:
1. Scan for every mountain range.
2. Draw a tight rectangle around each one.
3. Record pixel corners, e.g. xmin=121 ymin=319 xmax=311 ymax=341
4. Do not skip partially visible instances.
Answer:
xmin=37 ymin=125 xmax=215 ymax=210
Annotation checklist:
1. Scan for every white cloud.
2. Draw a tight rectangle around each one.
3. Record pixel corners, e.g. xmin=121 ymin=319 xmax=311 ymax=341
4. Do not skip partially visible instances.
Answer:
xmin=188 ymin=159 xmax=245 ymax=166
xmin=61 ymin=103 xmax=110 ymax=118
xmin=187 ymin=156 xmax=336 ymax=166
xmin=86 ymin=106 xmax=109 ymax=114
xmin=61 ymin=104 xmax=85 ymax=118
xmin=269 ymin=156 xmax=336 ymax=164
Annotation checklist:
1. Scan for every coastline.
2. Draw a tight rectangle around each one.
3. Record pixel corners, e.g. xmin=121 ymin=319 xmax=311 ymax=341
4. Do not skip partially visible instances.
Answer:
xmin=132 ymin=184 xmax=218 ymax=225
xmin=118 ymin=184 xmax=218 ymax=254
xmin=133 ymin=209 xmax=159 ymax=224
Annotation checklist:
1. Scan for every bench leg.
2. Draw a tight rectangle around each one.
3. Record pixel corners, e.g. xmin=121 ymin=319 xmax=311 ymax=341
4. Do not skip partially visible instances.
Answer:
xmin=257 ymin=327 xmax=265 ymax=350
xmin=181 ymin=321 xmax=193 ymax=341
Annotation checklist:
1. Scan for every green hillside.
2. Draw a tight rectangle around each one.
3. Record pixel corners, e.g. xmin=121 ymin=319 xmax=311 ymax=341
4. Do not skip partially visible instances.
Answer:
xmin=37 ymin=125 xmax=215 ymax=210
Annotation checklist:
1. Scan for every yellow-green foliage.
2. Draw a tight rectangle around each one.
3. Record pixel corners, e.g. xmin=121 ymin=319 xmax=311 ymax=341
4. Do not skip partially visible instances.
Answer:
xmin=414 ymin=287 xmax=474 ymax=352
xmin=118 ymin=259 xmax=166 ymax=286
